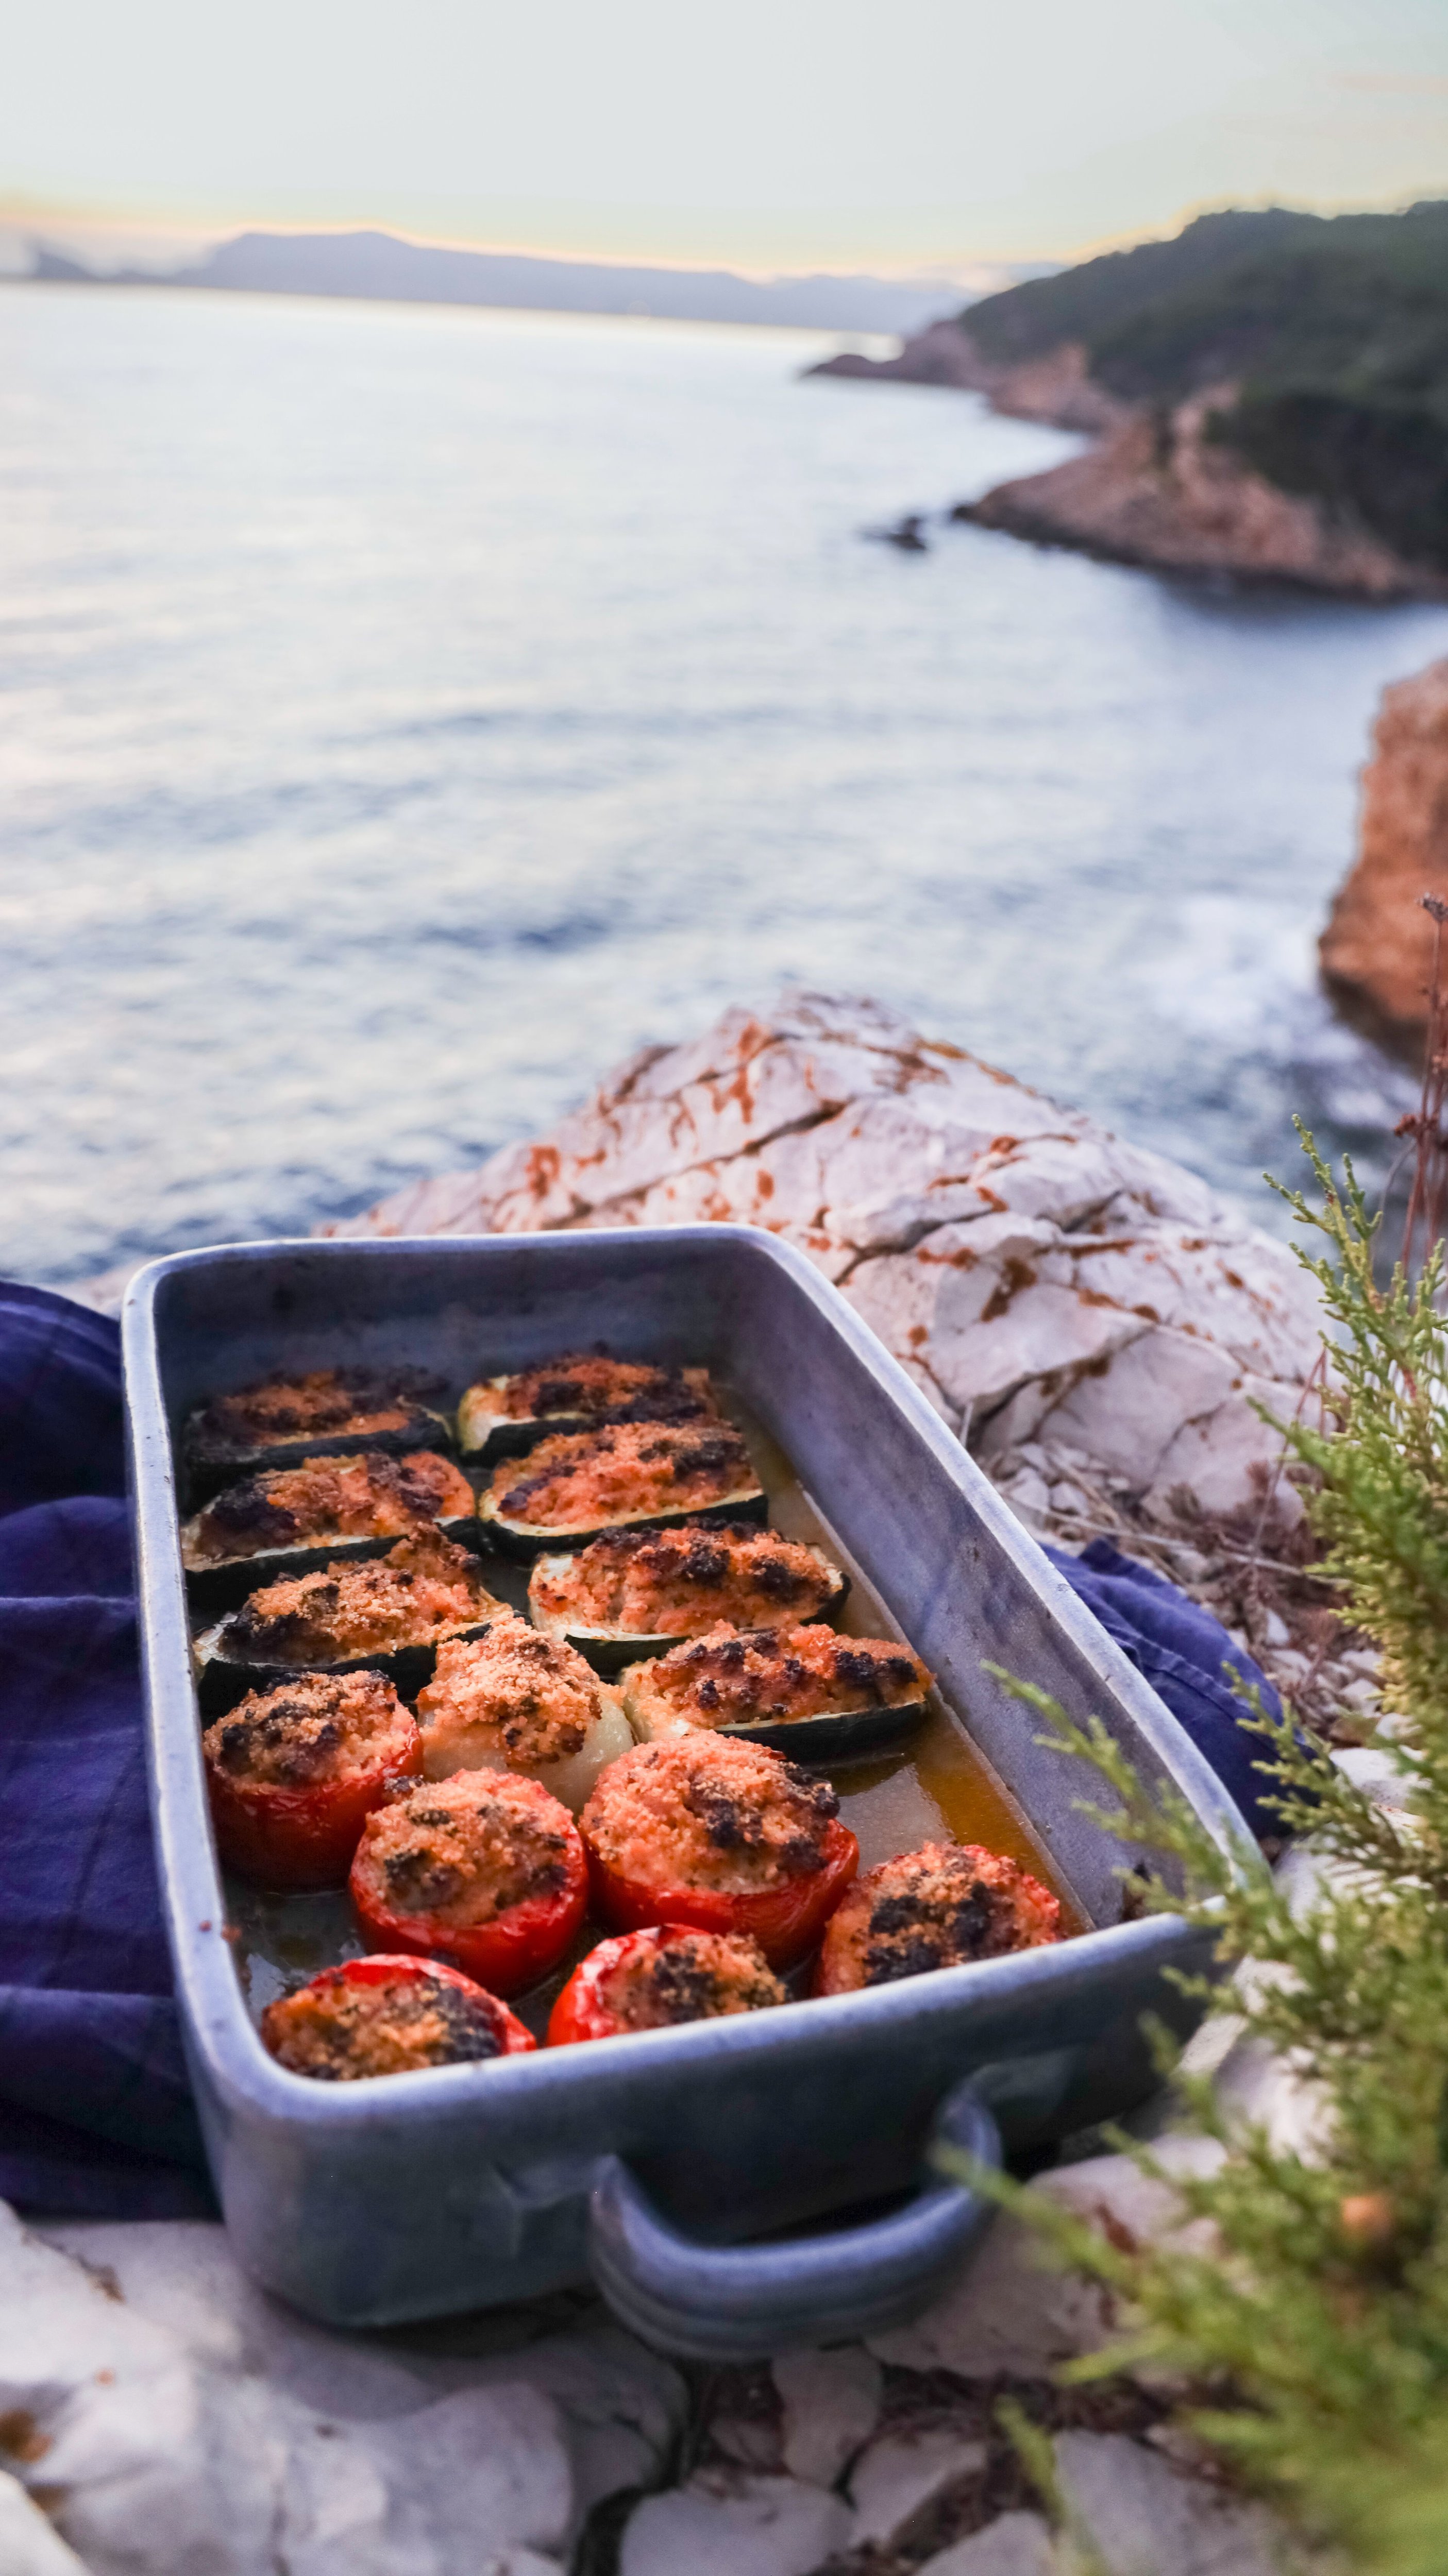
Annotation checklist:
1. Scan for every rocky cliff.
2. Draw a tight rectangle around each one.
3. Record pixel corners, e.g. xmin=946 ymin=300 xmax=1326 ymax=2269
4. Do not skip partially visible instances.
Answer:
xmin=957 ymin=388 xmax=1434 ymax=597
xmin=324 ymin=989 xmax=1323 ymax=1522
xmin=1320 ymin=658 xmax=1448 ymax=1047
xmin=810 ymin=201 xmax=1448 ymax=597
xmin=812 ymin=323 xmax=1125 ymax=435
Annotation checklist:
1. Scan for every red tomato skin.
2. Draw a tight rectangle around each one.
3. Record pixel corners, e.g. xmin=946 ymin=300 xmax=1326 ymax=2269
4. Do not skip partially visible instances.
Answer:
xmin=585 ymin=1817 xmax=858 ymax=1970
xmin=207 ymin=1730 xmax=424 ymax=1891
xmin=301 ymin=1954 xmax=535 ymax=2053
xmin=547 ymin=1928 xmax=662 ymax=2045
xmin=349 ymin=1827 xmax=588 ymax=1998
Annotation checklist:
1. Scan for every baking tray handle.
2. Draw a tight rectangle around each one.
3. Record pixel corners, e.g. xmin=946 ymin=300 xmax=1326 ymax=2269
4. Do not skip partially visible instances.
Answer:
xmin=585 ymin=2077 xmax=1001 ymax=2361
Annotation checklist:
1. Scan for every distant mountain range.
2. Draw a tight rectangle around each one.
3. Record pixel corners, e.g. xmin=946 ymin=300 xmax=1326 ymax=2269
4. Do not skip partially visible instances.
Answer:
xmin=24 ymin=227 xmax=997 ymax=336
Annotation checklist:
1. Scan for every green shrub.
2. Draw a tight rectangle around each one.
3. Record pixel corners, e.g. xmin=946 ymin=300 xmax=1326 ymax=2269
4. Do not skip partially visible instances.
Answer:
xmin=956 ymin=1132 xmax=1448 ymax=2574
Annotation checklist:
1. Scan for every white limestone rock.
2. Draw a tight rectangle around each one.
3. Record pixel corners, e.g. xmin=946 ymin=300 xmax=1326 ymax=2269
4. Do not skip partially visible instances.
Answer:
xmin=1052 ymin=2429 xmax=1278 ymax=2576
xmin=868 ymin=2138 xmax=1224 ymax=2380
xmin=0 ymin=2473 xmax=93 ymax=2576
xmin=323 ymin=990 xmax=1321 ymax=1512
xmin=8 ymin=2204 xmax=682 ymax=2576
xmin=848 ymin=2428 xmax=986 ymax=2547
xmin=770 ymin=2344 xmax=882 ymax=2486
xmin=916 ymin=2511 xmax=1057 ymax=2576
xmin=618 ymin=2469 xmax=855 ymax=2576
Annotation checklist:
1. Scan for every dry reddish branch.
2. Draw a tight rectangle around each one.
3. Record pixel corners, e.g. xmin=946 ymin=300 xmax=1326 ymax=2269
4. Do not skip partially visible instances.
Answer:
xmin=1396 ymin=894 xmax=1448 ymax=1273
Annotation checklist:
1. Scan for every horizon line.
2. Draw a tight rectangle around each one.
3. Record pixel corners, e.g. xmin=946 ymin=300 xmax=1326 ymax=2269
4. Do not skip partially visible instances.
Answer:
xmin=5 ymin=182 xmax=1443 ymax=288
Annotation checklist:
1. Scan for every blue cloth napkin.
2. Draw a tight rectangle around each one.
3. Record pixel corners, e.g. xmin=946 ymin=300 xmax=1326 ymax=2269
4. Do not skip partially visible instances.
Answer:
xmin=1045 ymin=1538 xmax=1286 ymax=1839
xmin=0 ymin=1278 xmax=1283 ymax=2219
xmin=0 ymin=1283 xmax=213 ymax=2217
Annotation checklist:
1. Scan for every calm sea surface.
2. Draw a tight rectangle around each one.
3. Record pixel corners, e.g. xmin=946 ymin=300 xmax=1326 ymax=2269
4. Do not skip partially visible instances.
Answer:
xmin=5 ymin=283 xmax=1448 ymax=1286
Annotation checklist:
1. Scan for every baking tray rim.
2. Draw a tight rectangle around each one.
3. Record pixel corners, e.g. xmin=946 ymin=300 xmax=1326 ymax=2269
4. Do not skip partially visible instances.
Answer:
xmin=123 ymin=1226 xmax=1254 ymax=2137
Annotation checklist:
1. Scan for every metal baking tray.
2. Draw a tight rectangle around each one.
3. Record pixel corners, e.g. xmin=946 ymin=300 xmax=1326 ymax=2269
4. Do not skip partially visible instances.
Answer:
xmin=123 ymin=1228 xmax=1247 ymax=2355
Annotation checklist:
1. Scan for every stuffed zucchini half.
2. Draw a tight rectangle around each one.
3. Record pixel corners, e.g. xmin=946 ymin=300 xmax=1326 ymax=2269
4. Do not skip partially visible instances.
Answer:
xmin=621 ymin=1623 xmax=932 ymax=1764
xmin=457 ymin=1354 xmax=719 ymax=1466
xmin=414 ymin=1617 xmax=634 ymax=1814
xmin=193 ymin=1529 xmax=508 ymax=1717
xmin=180 ymin=1448 xmax=478 ymax=1614
xmin=183 ymin=1365 xmax=452 ymax=1504
xmin=528 ymin=1523 xmax=847 ymax=1675
xmin=478 ymin=1421 xmax=766 ymax=1558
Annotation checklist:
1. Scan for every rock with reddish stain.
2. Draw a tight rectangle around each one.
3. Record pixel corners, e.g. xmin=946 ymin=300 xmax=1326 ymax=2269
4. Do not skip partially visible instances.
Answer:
xmin=323 ymin=991 xmax=1321 ymax=1519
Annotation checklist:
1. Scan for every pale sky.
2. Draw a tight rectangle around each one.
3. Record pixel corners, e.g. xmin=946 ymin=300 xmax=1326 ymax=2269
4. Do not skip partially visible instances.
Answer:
xmin=4 ymin=0 xmax=1447 ymax=276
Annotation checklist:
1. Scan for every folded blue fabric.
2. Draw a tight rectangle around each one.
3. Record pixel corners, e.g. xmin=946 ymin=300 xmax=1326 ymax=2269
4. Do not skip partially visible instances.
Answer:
xmin=1046 ymin=1538 xmax=1285 ymax=1840
xmin=0 ymin=1284 xmax=213 ymax=2217
xmin=0 ymin=1277 xmax=1282 ymax=2219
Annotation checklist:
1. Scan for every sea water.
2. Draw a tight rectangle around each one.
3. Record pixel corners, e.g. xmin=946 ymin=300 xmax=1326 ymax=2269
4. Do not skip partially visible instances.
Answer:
xmin=4 ymin=282 xmax=1447 ymax=1286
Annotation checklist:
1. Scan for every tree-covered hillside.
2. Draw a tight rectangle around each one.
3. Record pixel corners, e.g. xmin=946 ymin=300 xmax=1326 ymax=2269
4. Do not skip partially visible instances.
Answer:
xmin=965 ymin=201 xmax=1448 ymax=570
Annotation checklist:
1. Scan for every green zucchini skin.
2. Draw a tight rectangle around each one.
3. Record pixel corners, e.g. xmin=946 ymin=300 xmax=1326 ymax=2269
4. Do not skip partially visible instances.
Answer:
xmin=538 ymin=1624 xmax=682 ymax=1678
xmin=711 ymin=1700 xmax=928 ymax=1765
xmin=478 ymin=1487 xmax=768 ymax=1562
xmin=182 ymin=1514 xmax=482 ymax=1619
xmin=191 ymin=1617 xmax=499 ymax=1720
xmin=183 ymin=1410 xmax=455 ymax=1509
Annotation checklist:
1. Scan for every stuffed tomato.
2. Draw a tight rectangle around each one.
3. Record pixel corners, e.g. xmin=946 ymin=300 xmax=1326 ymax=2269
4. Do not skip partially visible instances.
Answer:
xmin=578 ymin=1734 xmax=858 ymax=1969
xmin=261 ymin=1955 xmax=534 ymax=2079
xmin=349 ymin=1770 xmax=587 ymax=1996
xmin=547 ymin=1924 xmax=785 ymax=2045
xmin=814 ymin=1840 xmax=1062 ymax=1994
xmin=201 ymin=1669 xmax=423 ymax=1889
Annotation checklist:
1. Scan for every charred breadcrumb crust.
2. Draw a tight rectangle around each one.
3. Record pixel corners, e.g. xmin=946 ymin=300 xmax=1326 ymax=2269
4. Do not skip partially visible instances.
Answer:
xmin=491 ymin=1356 xmax=716 ymax=1426
xmin=184 ymin=1449 xmax=473 ymax=1567
xmin=357 ymin=1773 xmax=575 ymax=1924
xmin=417 ymin=1620 xmax=602 ymax=1763
xmin=491 ymin=1421 xmax=757 ymax=1526
xmin=824 ymin=1841 xmax=1062 ymax=1989
xmin=637 ymin=1623 xmax=927 ymax=1724
xmin=582 ymin=1737 xmax=841 ymax=1892
xmin=203 ymin=1669 xmax=408 ymax=1789
xmin=262 ymin=1969 xmax=504 ymax=2079
xmin=226 ymin=1530 xmax=494 ymax=1665
xmin=531 ymin=1522 xmax=844 ymax=1634
xmin=600 ymin=1930 xmax=786 ymax=2030
xmin=186 ymin=1366 xmax=447 ymax=1468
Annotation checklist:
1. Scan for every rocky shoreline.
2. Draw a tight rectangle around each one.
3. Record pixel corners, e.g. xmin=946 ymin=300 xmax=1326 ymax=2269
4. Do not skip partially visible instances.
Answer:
xmin=1320 ymin=656 xmax=1448 ymax=1048
xmin=813 ymin=321 xmax=1446 ymax=601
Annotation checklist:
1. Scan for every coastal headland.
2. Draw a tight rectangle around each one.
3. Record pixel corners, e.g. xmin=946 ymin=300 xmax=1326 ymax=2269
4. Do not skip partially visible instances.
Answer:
xmin=813 ymin=202 xmax=1448 ymax=599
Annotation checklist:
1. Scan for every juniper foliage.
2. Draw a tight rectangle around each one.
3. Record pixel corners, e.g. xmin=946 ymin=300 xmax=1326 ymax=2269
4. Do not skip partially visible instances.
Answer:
xmin=953 ymin=1131 xmax=1448 ymax=2574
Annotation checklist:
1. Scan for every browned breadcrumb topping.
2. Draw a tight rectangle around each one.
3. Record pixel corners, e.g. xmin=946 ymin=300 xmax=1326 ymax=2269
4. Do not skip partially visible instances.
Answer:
xmin=203 ymin=1669 xmax=412 ymax=1788
xmin=416 ymin=1620 xmax=603 ymax=1764
xmin=187 ymin=1367 xmax=443 ymax=1462
xmin=490 ymin=1421 xmax=757 ymax=1530
xmin=494 ymin=1356 xmax=716 ymax=1426
xmin=227 ymin=1530 xmax=495 ymax=1666
xmin=581 ymin=1736 xmax=839 ymax=1894
xmin=599 ymin=1929 xmax=786 ymax=2030
xmin=826 ymin=1841 xmax=1062 ymax=1988
xmin=184 ymin=1449 xmax=473 ymax=1568
xmin=353 ymin=1772 xmax=575 ymax=1926
xmin=262 ymin=1969 xmax=504 ymax=2078
xmin=530 ymin=1524 xmax=841 ymax=1636
xmin=633 ymin=1623 xmax=929 ymax=1725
